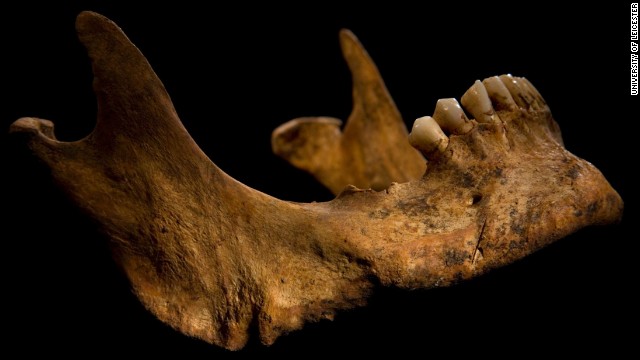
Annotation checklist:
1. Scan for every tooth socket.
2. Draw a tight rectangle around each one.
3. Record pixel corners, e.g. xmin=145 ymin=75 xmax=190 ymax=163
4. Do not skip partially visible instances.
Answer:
xmin=408 ymin=116 xmax=449 ymax=155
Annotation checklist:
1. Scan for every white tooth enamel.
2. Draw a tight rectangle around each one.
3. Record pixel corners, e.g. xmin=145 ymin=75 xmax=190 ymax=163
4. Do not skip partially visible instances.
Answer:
xmin=482 ymin=76 xmax=517 ymax=111
xmin=408 ymin=116 xmax=449 ymax=154
xmin=461 ymin=80 xmax=495 ymax=123
xmin=432 ymin=98 xmax=473 ymax=135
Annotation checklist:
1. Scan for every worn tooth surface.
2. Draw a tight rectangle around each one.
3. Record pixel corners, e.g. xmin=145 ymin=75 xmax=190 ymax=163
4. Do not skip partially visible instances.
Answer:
xmin=408 ymin=116 xmax=449 ymax=155
xmin=482 ymin=76 xmax=517 ymax=111
xmin=461 ymin=80 xmax=495 ymax=123
xmin=432 ymin=98 xmax=474 ymax=135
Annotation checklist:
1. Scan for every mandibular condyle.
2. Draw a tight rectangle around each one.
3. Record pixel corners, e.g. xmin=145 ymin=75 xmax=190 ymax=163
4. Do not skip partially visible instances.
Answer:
xmin=9 ymin=11 xmax=623 ymax=350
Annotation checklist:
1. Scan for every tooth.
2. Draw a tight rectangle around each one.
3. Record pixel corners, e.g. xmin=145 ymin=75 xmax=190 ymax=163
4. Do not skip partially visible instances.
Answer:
xmin=513 ymin=76 xmax=538 ymax=108
xmin=482 ymin=76 xmax=517 ymax=111
xmin=461 ymin=80 xmax=495 ymax=123
xmin=432 ymin=98 xmax=474 ymax=135
xmin=520 ymin=77 xmax=547 ymax=108
xmin=408 ymin=116 xmax=449 ymax=155
xmin=499 ymin=74 xmax=535 ymax=109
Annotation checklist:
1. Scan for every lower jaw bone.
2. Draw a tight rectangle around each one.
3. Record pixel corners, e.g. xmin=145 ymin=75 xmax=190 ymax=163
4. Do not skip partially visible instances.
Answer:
xmin=9 ymin=11 xmax=623 ymax=350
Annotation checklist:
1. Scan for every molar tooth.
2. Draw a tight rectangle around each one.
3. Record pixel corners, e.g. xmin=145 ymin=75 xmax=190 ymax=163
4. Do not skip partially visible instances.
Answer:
xmin=461 ymin=80 xmax=495 ymax=123
xmin=432 ymin=98 xmax=474 ymax=135
xmin=408 ymin=116 xmax=449 ymax=155
xmin=482 ymin=76 xmax=517 ymax=111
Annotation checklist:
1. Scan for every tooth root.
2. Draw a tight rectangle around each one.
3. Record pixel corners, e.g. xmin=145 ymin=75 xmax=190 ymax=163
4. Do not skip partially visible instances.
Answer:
xmin=499 ymin=74 xmax=535 ymax=109
xmin=461 ymin=80 xmax=495 ymax=123
xmin=432 ymin=98 xmax=474 ymax=135
xmin=408 ymin=116 xmax=449 ymax=155
xmin=482 ymin=76 xmax=517 ymax=111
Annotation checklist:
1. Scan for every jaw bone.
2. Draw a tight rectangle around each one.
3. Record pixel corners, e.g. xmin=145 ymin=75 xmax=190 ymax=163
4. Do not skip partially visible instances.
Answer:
xmin=9 ymin=11 xmax=623 ymax=350
xmin=271 ymin=29 xmax=426 ymax=195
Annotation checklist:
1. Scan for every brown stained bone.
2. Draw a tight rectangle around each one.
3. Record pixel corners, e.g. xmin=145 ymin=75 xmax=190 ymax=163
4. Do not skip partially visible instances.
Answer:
xmin=9 ymin=12 xmax=623 ymax=350
xmin=271 ymin=30 xmax=426 ymax=195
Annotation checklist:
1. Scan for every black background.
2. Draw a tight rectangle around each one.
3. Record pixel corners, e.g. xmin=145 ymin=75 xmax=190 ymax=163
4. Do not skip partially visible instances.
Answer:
xmin=2 ymin=2 xmax=634 ymax=357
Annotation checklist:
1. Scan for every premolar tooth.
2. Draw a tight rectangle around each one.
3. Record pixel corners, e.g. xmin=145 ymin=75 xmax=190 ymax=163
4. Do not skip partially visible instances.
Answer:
xmin=408 ymin=116 xmax=449 ymax=155
xmin=432 ymin=98 xmax=474 ymax=135
xmin=461 ymin=80 xmax=495 ymax=123
xmin=482 ymin=76 xmax=517 ymax=111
